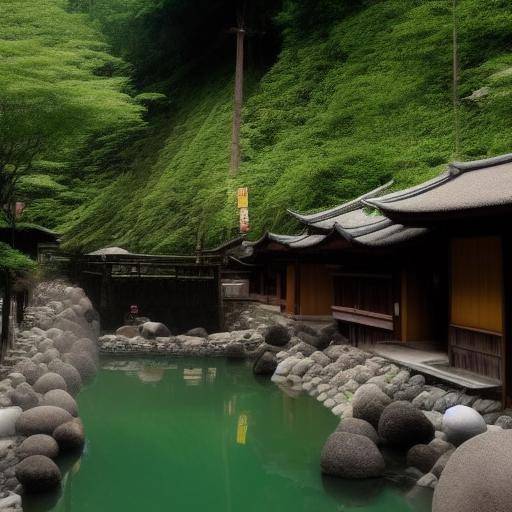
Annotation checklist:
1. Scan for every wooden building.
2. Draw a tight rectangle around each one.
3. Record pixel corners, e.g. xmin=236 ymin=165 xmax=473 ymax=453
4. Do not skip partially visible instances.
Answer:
xmin=367 ymin=154 xmax=512 ymax=390
xmin=245 ymin=152 xmax=512 ymax=401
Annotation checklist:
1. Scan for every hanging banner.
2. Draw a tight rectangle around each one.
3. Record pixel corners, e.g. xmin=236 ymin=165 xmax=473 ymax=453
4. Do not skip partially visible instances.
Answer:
xmin=237 ymin=187 xmax=249 ymax=233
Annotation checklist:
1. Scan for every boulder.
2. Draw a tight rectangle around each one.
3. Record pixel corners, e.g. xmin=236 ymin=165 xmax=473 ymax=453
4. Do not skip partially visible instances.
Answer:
xmin=253 ymin=352 xmax=278 ymax=375
xmin=43 ymin=389 xmax=78 ymax=416
xmin=442 ymin=405 xmax=487 ymax=446
xmin=53 ymin=418 xmax=85 ymax=451
xmin=15 ymin=361 xmax=46 ymax=386
xmin=47 ymin=360 xmax=82 ymax=396
xmin=294 ymin=323 xmax=318 ymax=337
xmin=116 ymin=325 xmax=139 ymax=338
xmin=311 ymin=351 xmax=331 ymax=366
xmin=265 ymin=325 xmax=290 ymax=347
xmin=335 ymin=418 xmax=379 ymax=445
xmin=290 ymin=357 xmax=314 ymax=377
xmin=52 ymin=333 xmax=75 ymax=353
xmin=45 ymin=328 xmax=64 ymax=341
xmin=378 ymin=401 xmax=435 ymax=448
xmin=9 ymin=383 xmax=40 ymax=411
xmin=320 ymin=432 xmax=385 ymax=479
xmin=352 ymin=384 xmax=392 ymax=429
xmin=431 ymin=449 xmax=455 ymax=478
xmin=140 ymin=322 xmax=171 ymax=339
xmin=433 ymin=431 xmax=512 ymax=512
xmin=16 ymin=406 xmax=72 ymax=435
xmin=186 ymin=327 xmax=208 ymax=338
xmin=274 ymin=357 xmax=301 ymax=376
xmin=63 ymin=352 xmax=97 ymax=382
xmin=33 ymin=373 xmax=67 ymax=394
xmin=288 ymin=341 xmax=316 ymax=357
xmin=15 ymin=455 xmax=61 ymax=492
xmin=71 ymin=338 xmax=98 ymax=359
xmin=495 ymin=415 xmax=512 ymax=429
xmin=0 ymin=407 xmax=22 ymax=437
xmin=18 ymin=435 xmax=59 ymax=460
xmin=406 ymin=444 xmax=440 ymax=473
xmin=7 ymin=373 xmax=25 ymax=387
xmin=226 ymin=342 xmax=245 ymax=359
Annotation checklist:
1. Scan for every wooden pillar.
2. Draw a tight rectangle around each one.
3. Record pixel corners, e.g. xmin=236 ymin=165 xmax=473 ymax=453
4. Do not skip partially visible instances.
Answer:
xmin=1 ymin=271 xmax=11 ymax=360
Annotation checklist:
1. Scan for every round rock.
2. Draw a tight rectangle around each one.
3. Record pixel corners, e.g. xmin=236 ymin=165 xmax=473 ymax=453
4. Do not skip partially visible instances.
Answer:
xmin=33 ymin=373 xmax=67 ymax=394
xmin=15 ymin=455 xmax=61 ymax=492
xmin=43 ymin=389 xmax=78 ymax=416
xmin=352 ymin=383 xmax=392 ymax=429
xmin=264 ymin=325 xmax=290 ymax=347
xmin=18 ymin=435 xmax=59 ymax=460
xmin=16 ymin=405 xmax=73 ymax=435
xmin=253 ymin=351 xmax=278 ymax=375
xmin=0 ymin=407 xmax=22 ymax=437
xmin=433 ymin=430 xmax=512 ymax=512
xmin=336 ymin=417 xmax=379 ymax=445
xmin=320 ymin=432 xmax=385 ymax=479
xmin=53 ymin=418 xmax=85 ymax=451
xmin=378 ymin=401 xmax=434 ymax=448
xmin=442 ymin=405 xmax=487 ymax=446
xmin=63 ymin=352 xmax=97 ymax=382
xmin=406 ymin=444 xmax=440 ymax=473
xmin=47 ymin=360 xmax=82 ymax=396
xmin=9 ymin=383 xmax=40 ymax=411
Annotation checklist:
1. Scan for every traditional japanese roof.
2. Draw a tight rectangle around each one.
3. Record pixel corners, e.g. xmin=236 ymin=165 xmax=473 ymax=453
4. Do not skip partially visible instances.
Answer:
xmin=335 ymin=223 xmax=429 ymax=248
xmin=287 ymin=181 xmax=394 ymax=232
xmin=365 ymin=153 xmax=512 ymax=224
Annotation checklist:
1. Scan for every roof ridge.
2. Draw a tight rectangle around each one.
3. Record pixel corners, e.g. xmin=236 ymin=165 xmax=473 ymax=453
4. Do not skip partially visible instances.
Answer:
xmin=287 ymin=180 xmax=394 ymax=225
xmin=450 ymin=152 xmax=512 ymax=174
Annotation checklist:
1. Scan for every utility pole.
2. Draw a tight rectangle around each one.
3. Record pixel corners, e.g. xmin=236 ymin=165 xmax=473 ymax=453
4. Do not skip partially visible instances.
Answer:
xmin=229 ymin=6 xmax=246 ymax=175
xmin=452 ymin=0 xmax=461 ymax=159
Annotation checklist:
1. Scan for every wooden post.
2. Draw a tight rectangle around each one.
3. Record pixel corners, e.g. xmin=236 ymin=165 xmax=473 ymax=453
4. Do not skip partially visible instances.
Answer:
xmin=229 ymin=11 xmax=246 ymax=175
xmin=452 ymin=0 xmax=461 ymax=159
xmin=1 ymin=271 xmax=11 ymax=359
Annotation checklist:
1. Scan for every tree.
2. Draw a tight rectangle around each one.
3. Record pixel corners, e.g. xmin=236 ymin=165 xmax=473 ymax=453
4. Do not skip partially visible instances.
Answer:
xmin=0 ymin=0 xmax=146 ymax=225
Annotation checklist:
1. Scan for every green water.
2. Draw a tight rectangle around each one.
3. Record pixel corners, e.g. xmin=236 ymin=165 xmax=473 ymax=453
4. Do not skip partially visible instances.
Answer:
xmin=24 ymin=358 xmax=432 ymax=512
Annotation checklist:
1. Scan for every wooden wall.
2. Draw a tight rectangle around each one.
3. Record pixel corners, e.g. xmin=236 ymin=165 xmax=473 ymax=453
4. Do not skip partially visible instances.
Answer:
xmin=450 ymin=236 xmax=503 ymax=380
xmin=285 ymin=264 xmax=296 ymax=315
xmin=299 ymin=263 xmax=333 ymax=316
xmin=451 ymin=236 xmax=503 ymax=333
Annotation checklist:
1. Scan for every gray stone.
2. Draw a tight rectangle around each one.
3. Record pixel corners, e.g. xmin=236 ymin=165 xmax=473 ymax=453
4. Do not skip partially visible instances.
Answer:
xmin=290 ymin=358 xmax=314 ymax=377
xmin=18 ymin=435 xmax=59 ymax=460
xmin=253 ymin=352 xmax=277 ymax=375
xmin=42 ymin=390 xmax=78 ymax=416
xmin=407 ymin=444 xmax=440 ymax=473
xmin=336 ymin=417 xmax=379 ymax=445
xmin=433 ymin=392 xmax=461 ymax=413
xmin=16 ymin=406 xmax=73 ymax=436
xmin=417 ymin=472 xmax=438 ymax=488
xmin=320 ymin=432 xmax=385 ymax=479
xmin=289 ymin=342 xmax=316 ymax=357
xmin=140 ymin=322 xmax=171 ymax=339
xmin=442 ymin=405 xmax=487 ymax=446
xmin=15 ymin=455 xmax=61 ymax=492
xmin=352 ymin=383 xmax=392 ymax=429
xmin=423 ymin=410 xmax=444 ymax=430
xmin=52 ymin=333 xmax=75 ymax=353
xmin=53 ymin=418 xmax=85 ymax=451
xmin=33 ymin=373 xmax=67 ymax=394
xmin=264 ymin=325 xmax=290 ymax=347
xmin=378 ymin=401 xmax=435 ymax=449
xmin=47 ymin=361 xmax=82 ymax=396
xmin=429 ymin=438 xmax=455 ymax=456
xmin=495 ymin=415 xmax=512 ymax=429
xmin=394 ymin=385 xmax=423 ymax=402
xmin=226 ymin=342 xmax=245 ymax=359
xmin=412 ymin=387 xmax=448 ymax=411
xmin=9 ymin=383 xmax=40 ymax=411
xmin=431 ymin=449 xmax=454 ymax=478
xmin=6 ymin=373 xmax=25 ymax=387
xmin=14 ymin=361 xmax=45 ymax=386
xmin=63 ymin=352 xmax=97 ymax=382
xmin=275 ymin=357 xmax=301 ymax=376
xmin=472 ymin=398 xmax=501 ymax=415
xmin=186 ymin=327 xmax=208 ymax=338
xmin=0 ymin=407 xmax=22 ymax=437
xmin=433 ymin=431 xmax=512 ymax=512
xmin=310 ymin=351 xmax=331 ymax=367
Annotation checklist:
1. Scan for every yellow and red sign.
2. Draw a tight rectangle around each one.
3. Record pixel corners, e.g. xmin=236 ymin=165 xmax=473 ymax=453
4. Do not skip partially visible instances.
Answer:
xmin=237 ymin=187 xmax=249 ymax=233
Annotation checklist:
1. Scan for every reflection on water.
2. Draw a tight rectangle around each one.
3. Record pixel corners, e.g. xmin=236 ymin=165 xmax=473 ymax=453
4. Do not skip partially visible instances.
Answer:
xmin=236 ymin=414 xmax=249 ymax=445
xmin=24 ymin=358 xmax=432 ymax=512
xmin=137 ymin=367 xmax=165 ymax=383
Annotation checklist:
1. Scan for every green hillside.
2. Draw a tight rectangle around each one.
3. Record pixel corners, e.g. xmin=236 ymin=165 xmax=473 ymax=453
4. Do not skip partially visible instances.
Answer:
xmin=19 ymin=0 xmax=512 ymax=253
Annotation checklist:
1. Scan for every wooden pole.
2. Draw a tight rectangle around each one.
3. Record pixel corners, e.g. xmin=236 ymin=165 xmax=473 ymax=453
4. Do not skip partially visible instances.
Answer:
xmin=229 ymin=13 xmax=246 ymax=175
xmin=452 ymin=0 xmax=461 ymax=159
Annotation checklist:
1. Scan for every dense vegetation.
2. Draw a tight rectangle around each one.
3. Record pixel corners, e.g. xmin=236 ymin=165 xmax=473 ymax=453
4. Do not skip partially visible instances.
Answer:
xmin=6 ymin=0 xmax=512 ymax=253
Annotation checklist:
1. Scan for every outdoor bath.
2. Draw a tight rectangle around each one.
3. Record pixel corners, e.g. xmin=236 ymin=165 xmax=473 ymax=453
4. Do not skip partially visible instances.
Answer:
xmin=22 ymin=357 xmax=432 ymax=512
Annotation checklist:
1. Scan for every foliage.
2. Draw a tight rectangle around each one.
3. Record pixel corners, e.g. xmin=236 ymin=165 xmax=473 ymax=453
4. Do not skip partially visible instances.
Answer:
xmin=0 ymin=243 xmax=36 ymax=273
xmin=0 ymin=0 xmax=145 ymax=226
xmin=18 ymin=0 xmax=512 ymax=252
